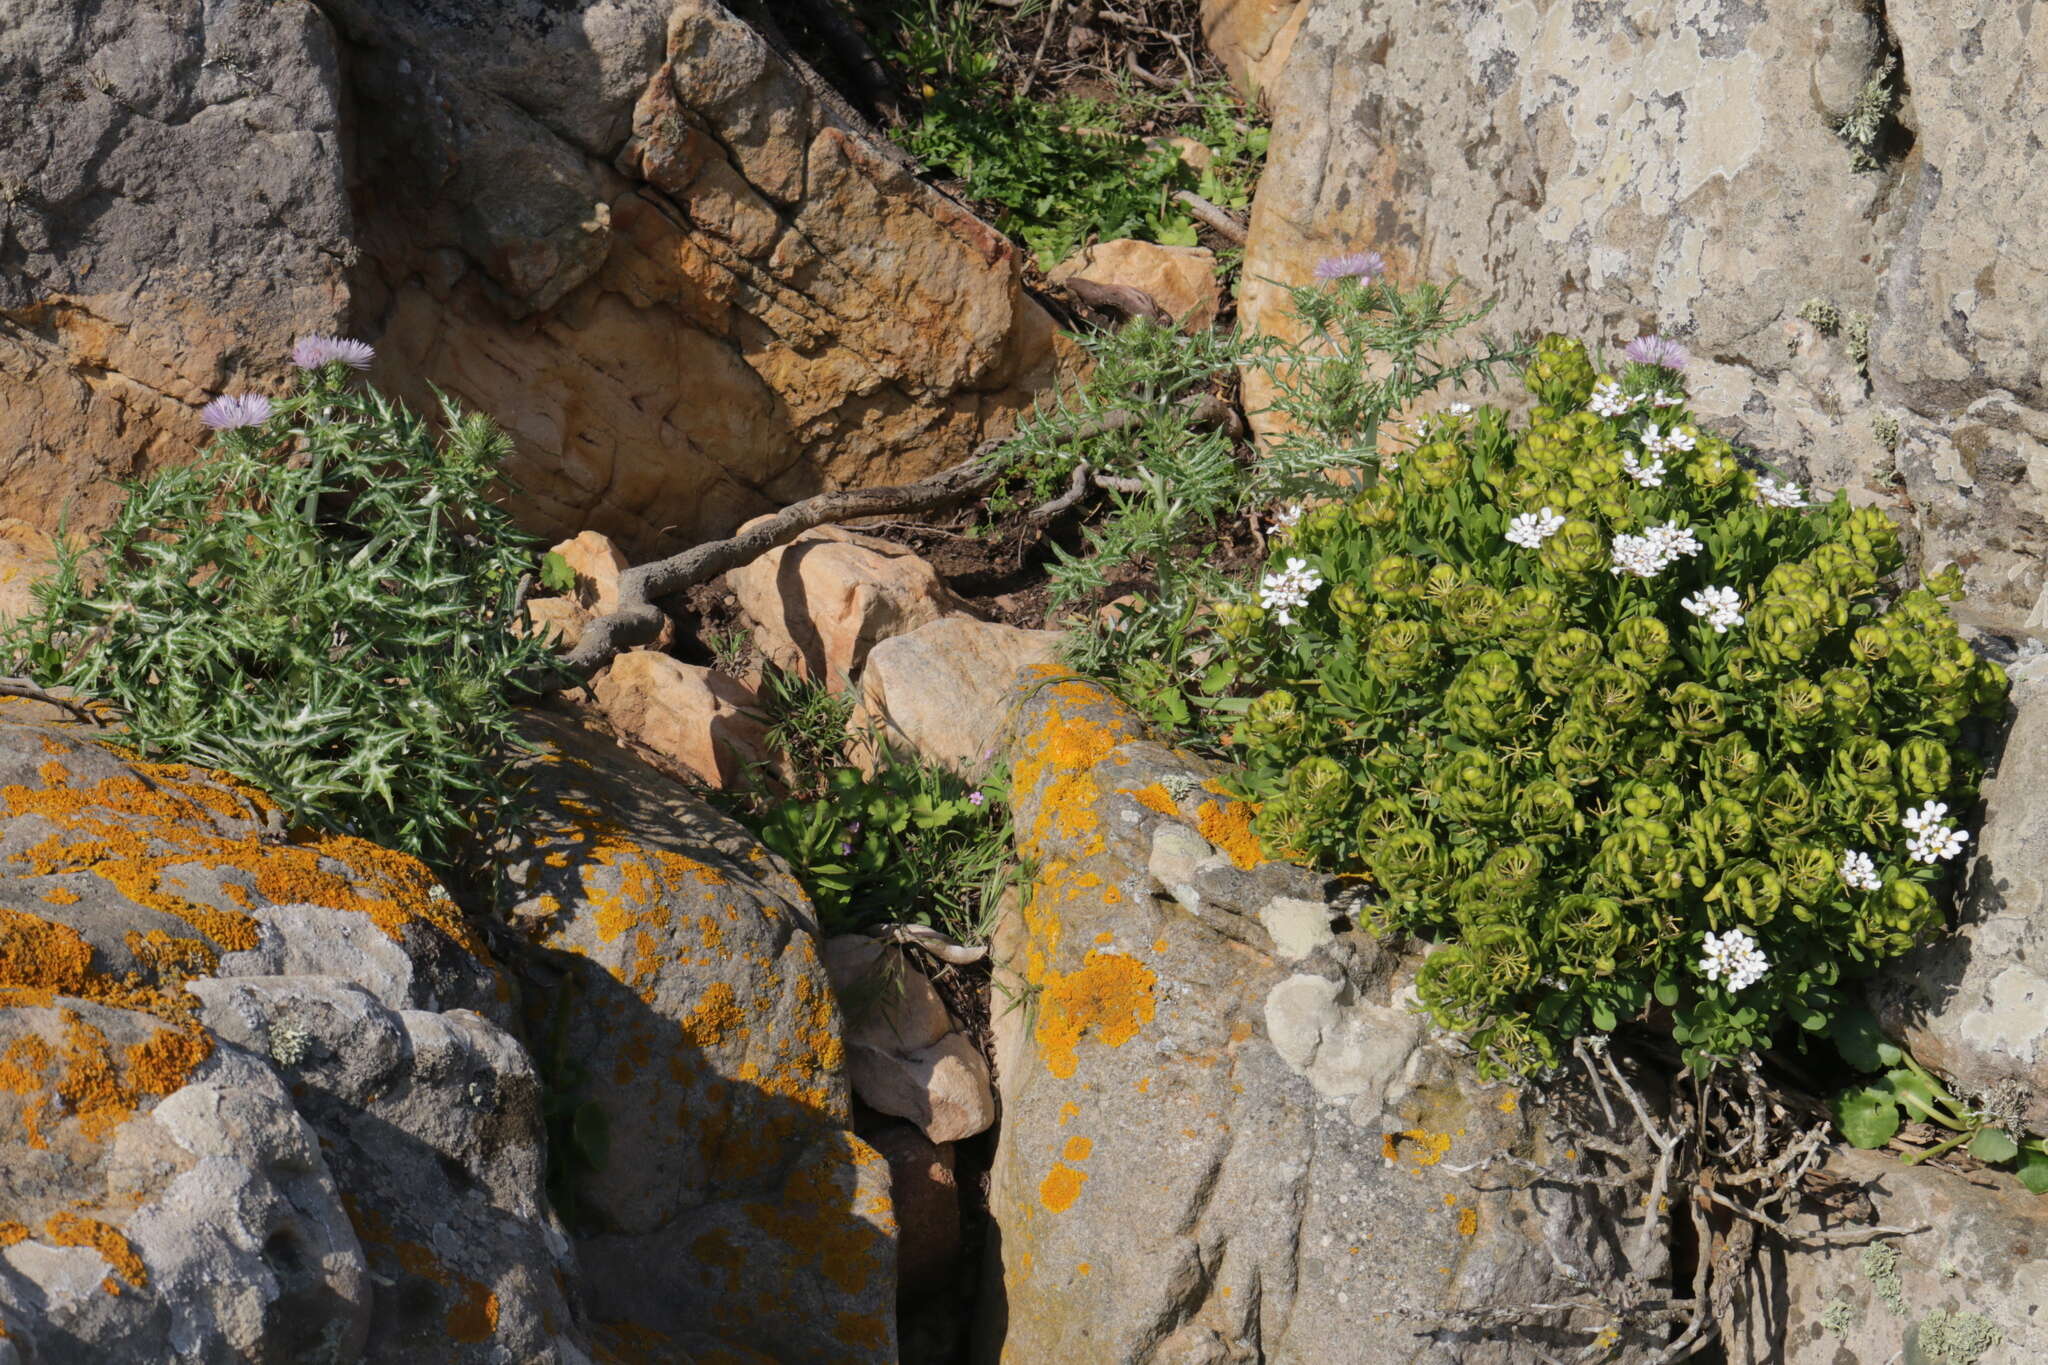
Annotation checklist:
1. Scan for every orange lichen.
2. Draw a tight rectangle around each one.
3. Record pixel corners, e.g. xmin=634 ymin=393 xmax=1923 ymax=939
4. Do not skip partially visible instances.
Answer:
xmin=1076 ymin=1262 xmax=1092 ymax=1276
xmin=680 ymin=982 xmax=746 ymax=1050
xmin=1495 ymin=1090 xmax=1520 ymax=1113
xmin=1121 ymin=783 xmax=1180 ymax=817
xmin=1135 ymin=1076 xmax=1151 ymax=1094
xmin=743 ymin=1132 xmax=891 ymax=1297
xmin=1382 ymin=1129 xmax=1454 ymax=1167
xmin=1038 ymin=1163 xmax=1088 ymax=1213
xmin=0 ymin=1222 xmax=28 ymax=1247
xmin=0 ymin=908 xmax=93 ymax=994
xmin=1061 ymin=1135 xmax=1093 ymax=1162
xmin=444 ymin=1279 xmax=501 ymax=1343
xmin=38 ymin=886 xmax=80 ymax=906
xmin=1457 ymin=1207 xmax=1478 ymax=1237
xmin=1093 ymin=931 xmax=1113 ymax=945
xmin=43 ymin=1213 xmax=146 ymax=1291
xmin=1034 ymin=950 xmax=1156 ymax=1079
xmin=1057 ymin=1101 xmax=1080 ymax=1127
xmin=1195 ymin=799 xmax=1264 ymax=870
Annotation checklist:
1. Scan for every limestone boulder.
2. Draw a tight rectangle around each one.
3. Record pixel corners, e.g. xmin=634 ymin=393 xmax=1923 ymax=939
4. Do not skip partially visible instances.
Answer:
xmin=1875 ymin=654 xmax=2048 ymax=1128
xmin=0 ymin=0 xmax=353 ymax=538
xmin=497 ymin=709 xmax=898 ymax=1362
xmin=824 ymin=937 xmax=996 ymax=1145
xmin=589 ymin=650 xmax=772 ymax=789
xmin=1050 ymin=239 xmax=1223 ymax=333
xmin=976 ymin=673 xmax=1664 ymax=1362
xmin=1716 ymin=1148 xmax=2048 ymax=1363
xmin=854 ymin=617 xmax=1064 ymax=775
xmin=728 ymin=526 xmax=967 ymax=690
xmin=1243 ymin=0 xmax=2048 ymax=626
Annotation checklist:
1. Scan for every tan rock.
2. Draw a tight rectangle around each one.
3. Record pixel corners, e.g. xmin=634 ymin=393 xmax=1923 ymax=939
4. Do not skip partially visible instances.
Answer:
xmin=1049 ymin=239 xmax=1223 ymax=333
xmin=727 ymin=526 xmax=966 ymax=691
xmin=1201 ymin=0 xmax=1307 ymax=104
xmin=861 ymin=1120 xmax=961 ymax=1301
xmin=589 ymin=651 xmax=772 ymax=790
xmin=825 ymin=938 xmax=996 ymax=1144
xmin=1163 ymin=135 xmax=1216 ymax=173
xmin=519 ymin=595 xmax=585 ymax=650
xmin=854 ymin=617 xmax=1065 ymax=774
xmin=0 ymin=520 xmax=58 ymax=627
xmin=824 ymin=937 xmax=955 ymax=1055
xmin=552 ymin=529 xmax=630 ymax=615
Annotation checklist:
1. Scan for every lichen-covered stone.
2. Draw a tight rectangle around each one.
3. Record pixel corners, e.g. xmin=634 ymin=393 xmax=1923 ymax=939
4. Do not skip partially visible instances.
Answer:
xmin=977 ymin=672 xmax=1660 ymax=1362
xmin=499 ymin=709 xmax=896 ymax=1362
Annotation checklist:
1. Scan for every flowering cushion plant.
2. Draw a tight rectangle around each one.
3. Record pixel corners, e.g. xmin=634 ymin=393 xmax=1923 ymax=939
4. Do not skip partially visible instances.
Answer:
xmin=1215 ymin=324 xmax=2007 ymax=1075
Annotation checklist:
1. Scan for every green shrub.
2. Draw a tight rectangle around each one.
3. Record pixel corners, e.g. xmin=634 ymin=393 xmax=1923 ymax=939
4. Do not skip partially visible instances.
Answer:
xmin=2 ymin=342 xmax=562 ymax=878
xmin=1195 ymin=286 xmax=2004 ymax=1075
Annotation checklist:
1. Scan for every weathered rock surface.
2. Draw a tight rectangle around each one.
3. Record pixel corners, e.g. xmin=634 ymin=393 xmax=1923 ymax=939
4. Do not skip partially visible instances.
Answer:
xmin=855 ymin=617 xmax=1064 ymax=774
xmin=1876 ymin=653 xmax=2048 ymax=1128
xmin=976 ymin=672 xmax=1661 ymax=1363
xmin=862 ymin=1118 xmax=964 ymax=1300
xmin=1716 ymin=1148 xmax=2048 ymax=1363
xmin=0 ymin=520 xmax=56 ymax=628
xmin=0 ymin=700 xmax=583 ymax=1363
xmin=729 ymin=525 xmax=967 ymax=690
xmin=1050 ymin=239 xmax=1223 ymax=333
xmin=589 ymin=650 xmax=772 ymax=789
xmin=1201 ymin=0 xmax=1305 ymax=104
xmin=0 ymin=0 xmax=354 ymax=536
xmin=824 ymin=937 xmax=996 ymax=1145
xmin=1243 ymin=0 xmax=2048 ymax=627
xmin=497 ymin=709 xmax=898 ymax=1362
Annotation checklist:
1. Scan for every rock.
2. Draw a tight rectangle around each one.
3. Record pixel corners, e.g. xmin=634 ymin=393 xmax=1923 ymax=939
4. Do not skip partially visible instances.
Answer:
xmin=589 ymin=650 xmax=773 ymax=789
xmin=977 ymin=671 xmax=1662 ymax=1361
xmin=0 ymin=706 xmax=584 ymax=1362
xmin=553 ymin=529 xmax=632 ymax=617
xmin=728 ymin=526 xmax=966 ymax=691
xmin=497 ymin=709 xmax=898 ymax=1362
xmin=825 ymin=937 xmax=996 ymax=1145
xmin=1162 ymin=135 xmax=1216 ymax=173
xmin=1049 ymin=239 xmax=1223 ymax=333
xmin=1874 ymin=655 xmax=2048 ymax=1128
xmin=1715 ymin=1148 xmax=2048 ymax=1363
xmin=0 ymin=0 xmax=353 ymax=537
xmin=0 ymin=520 xmax=56 ymax=627
xmin=1200 ymin=0 xmax=1307 ymax=104
xmin=521 ymin=595 xmax=587 ymax=650
xmin=862 ymin=1119 xmax=963 ymax=1300
xmin=853 ymin=617 xmax=1065 ymax=774
xmin=1242 ymin=0 xmax=2048 ymax=626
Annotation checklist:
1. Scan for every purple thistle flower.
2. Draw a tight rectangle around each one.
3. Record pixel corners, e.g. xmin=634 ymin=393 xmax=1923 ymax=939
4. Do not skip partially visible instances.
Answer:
xmin=1312 ymin=250 xmax=1386 ymax=284
xmin=1623 ymin=334 xmax=1689 ymax=371
xmin=292 ymin=334 xmax=376 ymax=370
xmin=198 ymin=394 xmax=273 ymax=431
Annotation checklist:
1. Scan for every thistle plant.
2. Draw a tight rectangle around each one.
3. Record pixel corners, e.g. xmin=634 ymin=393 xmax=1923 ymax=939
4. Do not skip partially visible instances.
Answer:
xmin=3 ymin=339 xmax=564 ymax=879
xmin=1202 ymin=287 xmax=2005 ymax=1075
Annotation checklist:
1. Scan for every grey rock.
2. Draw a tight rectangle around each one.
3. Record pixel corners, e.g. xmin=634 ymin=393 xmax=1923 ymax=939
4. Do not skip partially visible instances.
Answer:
xmin=1259 ymin=896 xmax=1336 ymax=961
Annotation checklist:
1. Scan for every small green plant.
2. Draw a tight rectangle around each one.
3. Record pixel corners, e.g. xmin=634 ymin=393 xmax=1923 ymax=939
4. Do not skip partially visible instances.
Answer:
xmin=1833 ymin=54 xmax=1902 ymax=171
xmin=755 ymin=664 xmax=856 ymax=796
xmin=734 ymin=758 xmax=1018 ymax=941
xmin=538 ymin=550 xmax=578 ymax=594
xmin=1873 ymin=412 xmax=1901 ymax=452
xmin=1797 ymin=297 xmax=1842 ymax=335
xmin=3 ymin=338 xmax=564 ymax=878
xmin=1846 ymin=311 xmax=1874 ymax=374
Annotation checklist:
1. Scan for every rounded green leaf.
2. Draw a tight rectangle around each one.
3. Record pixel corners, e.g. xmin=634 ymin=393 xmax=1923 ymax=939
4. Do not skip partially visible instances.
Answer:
xmin=1833 ymin=1086 xmax=1902 ymax=1149
xmin=1969 ymin=1126 xmax=2020 ymax=1165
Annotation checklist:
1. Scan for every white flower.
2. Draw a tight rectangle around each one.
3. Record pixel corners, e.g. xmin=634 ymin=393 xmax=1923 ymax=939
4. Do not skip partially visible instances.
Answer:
xmin=1589 ymin=380 xmax=1634 ymax=417
xmin=1756 ymin=476 xmax=1810 ymax=508
xmin=1611 ymin=520 xmax=1702 ymax=577
xmin=1622 ymin=449 xmax=1667 ymax=488
xmin=1505 ymin=506 xmax=1567 ymax=549
xmin=1640 ymin=423 xmax=1696 ymax=457
xmin=1901 ymin=801 xmax=1949 ymax=834
xmin=1259 ymin=557 xmax=1324 ymax=626
xmin=1449 ymin=402 xmax=1474 ymax=416
xmin=1681 ymin=585 xmax=1746 ymax=633
xmin=1649 ymin=520 xmax=1702 ymax=559
xmin=1840 ymin=850 xmax=1883 ymax=892
xmin=1272 ymin=503 xmax=1305 ymax=531
xmin=1649 ymin=390 xmax=1685 ymax=408
xmin=1901 ymin=801 xmax=1969 ymax=864
xmin=1700 ymin=928 xmax=1769 ymax=992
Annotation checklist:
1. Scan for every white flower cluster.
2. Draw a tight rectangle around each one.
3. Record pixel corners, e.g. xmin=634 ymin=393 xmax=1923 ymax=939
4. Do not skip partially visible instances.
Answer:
xmin=1640 ymin=423 xmax=1695 ymax=458
xmin=1680 ymin=585 xmax=1745 ymax=633
xmin=1449 ymin=402 xmax=1474 ymax=416
xmin=1840 ymin=849 xmax=1883 ymax=892
xmin=1902 ymin=801 xmax=1970 ymax=864
xmin=1621 ymin=449 xmax=1666 ymax=488
xmin=1610 ymin=520 xmax=1702 ymax=577
xmin=1648 ymin=390 xmax=1685 ymax=409
xmin=1700 ymin=928 xmax=1769 ymax=992
xmin=1589 ymin=380 xmax=1635 ymax=417
xmin=1505 ymin=506 xmax=1567 ymax=549
xmin=1271 ymin=503 xmax=1304 ymax=531
xmin=1756 ymin=476 xmax=1809 ymax=508
xmin=1259 ymin=557 xmax=1324 ymax=626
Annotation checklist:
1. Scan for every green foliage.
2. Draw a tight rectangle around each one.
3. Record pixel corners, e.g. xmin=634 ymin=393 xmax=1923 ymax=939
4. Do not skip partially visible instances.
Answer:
xmin=538 ymin=550 xmax=578 ymax=594
xmin=734 ymin=759 xmax=1019 ymax=942
xmin=756 ymin=664 xmax=857 ymax=796
xmin=1170 ymin=284 xmax=2004 ymax=1076
xmin=1833 ymin=54 xmax=1901 ymax=171
xmin=2 ymin=363 xmax=562 ymax=878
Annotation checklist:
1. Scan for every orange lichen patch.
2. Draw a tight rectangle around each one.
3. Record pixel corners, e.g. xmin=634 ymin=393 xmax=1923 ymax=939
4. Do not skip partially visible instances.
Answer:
xmin=835 ymin=1312 xmax=889 ymax=1352
xmin=1457 ymin=1207 xmax=1478 ymax=1237
xmin=1076 ymin=1262 xmax=1092 ymax=1276
xmin=1228 ymin=1019 xmax=1254 ymax=1045
xmin=59 ymin=1009 xmax=211 ymax=1143
xmin=1103 ymin=885 xmax=1122 ymax=905
xmin=1382 ymin=1129 xmax=1454 ymax=1167
xmin=1061 ymin=1135 xmax=1093 ymax=1162
xmin=743 ymin=1132 xmax=891 ymax=1297
xmin=1057 ymin=1101 xmax=1080 ymax=1127
xmin=1135 ymin=1076 xmax=1151 ymax=1094
xmin=0 ymin=907 xmax=92 ymax=993
xmin=0 ymin=1221 xmax=27 ymax=1247
xmin=43 ymin=1213 xmax=146 ymax=1291
xmin=122 ymin=931 xmax=218 ymax=983
xmin=1495 ymin=1090 xmax=1520 ymax=1113
xmin=1195 ymin=799 xmax=1264 ymax=870
xmin=1121 ymin=783 xmax=1180 ymax=818
xmin=1038 ymin=1163 xmax=1088 ymax=1213
xmin=681 ymin=982 xmax=746 ymax=1050
xmin=37 ymin=886 xmax=80 ymax=906
xmin=1092 ymin=931 xmax=1113 ymax=945
xmin=444 ymin=1278 xmax=501 ymax=1343
xmin=1034 ymin=950 xmax=1156 ymax=1080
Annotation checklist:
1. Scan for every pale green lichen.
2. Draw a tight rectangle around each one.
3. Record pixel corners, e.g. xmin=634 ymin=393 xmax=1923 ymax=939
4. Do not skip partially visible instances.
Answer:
xmin=1834 ymin=55 xmax=1900 ymax=171
xmin=1861 ymin=1243 xmax=1908 ymax=1317
xmin=1820 ymin=1300 xmax=1855 ymax=1336
xmin=1917 ymin=1307 xmax=2003 ymax=1365
xmin=1797 ymin=298 xmax=1842 ymax=335
xmin=267 ymin=1022 xmax=313 ymax=1068
xmin=1872 ymin=413 xmax=1900 ymax=452
xmin=1845 ymin=312 xmax=1874 ymax=375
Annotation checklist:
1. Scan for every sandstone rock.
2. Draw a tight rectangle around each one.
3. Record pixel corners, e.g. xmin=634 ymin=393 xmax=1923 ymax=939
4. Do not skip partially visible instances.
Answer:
xmin=0 ymin=520 xmax=56 ymax=627
xmin=1875 ymin=654 xmax=2048 ymax=1128
xmin=728 ymin=526 xmax=966 ymax=690
xmin=977 ymin=672 xmax=1662 ymax=1362
xmin=1716 ymin=1148 xmax=2048 ymax=1363
xmin=1050 ymin=239 xmax=1223 ymax=333
xmin=590 ymin=650 xmax=773 ymax=789
xmin=0 ymin=0 xmax=353 ymax=538
xmin=826 ymin=937 xmax=996 ymax=1145
xmin=1242 ymin=0 xmax=2048 ymax=626
xmin=1201 ymin=0 xmax=1306 ymax=104
xmin=862 ymin=1119 xmax=963 ymax=1300
xmin=522 ymin=595 xmax=587 ymax=650
xmin=497 ymin=709 xmax=898 ymax=1362
xmin=854 ymin=617 xmax=1064 ymax=774
xmin=553 ymin=529 xmax=632 ymax=616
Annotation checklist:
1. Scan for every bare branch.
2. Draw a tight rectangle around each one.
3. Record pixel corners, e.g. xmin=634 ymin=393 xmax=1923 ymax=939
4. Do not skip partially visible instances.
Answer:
xmin=1694 ymin=1186 xmax=1928 ymax=1247
xmin=1 ymin=677 xmax=107 ymax=726
xmin=1173 ymin=190 xmax=1248 ymax=246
